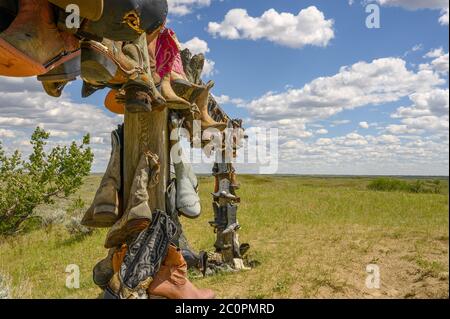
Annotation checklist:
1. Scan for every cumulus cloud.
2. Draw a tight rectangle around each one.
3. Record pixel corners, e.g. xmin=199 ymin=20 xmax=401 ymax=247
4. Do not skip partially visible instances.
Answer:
xmin=0 ymin=77 xmax=122 ymax=171
xmin=373 ymin=0 xmax=449 ymax=25
xmin=421 ymin=48 xmax=449 ymax=75
xmin=359 ymin=122 xmax=370 ymax=129
xmin=213 ymin=94 xmax=246 ymax=107
xmin=388 ymin=89 xmax=449 ymax=134
xmin=246 ymin=57 xmax=444 ymax=122
xmin=207 ymin=6 xmax=335 ymax=49
xmin=181 ymin=37 xmax=210 ymax=55
xmin=169 ymin=0 xmax=211 ymax=16
xmin=181 ymin=37 xmax=216 ymax=77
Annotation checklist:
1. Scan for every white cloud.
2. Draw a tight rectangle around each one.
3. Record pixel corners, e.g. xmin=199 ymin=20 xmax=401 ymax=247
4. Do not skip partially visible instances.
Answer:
xmin=373 ymin=0 xmax=449 ymax=25
xmin=213 ymin=94 xmax=246 ymax=107
xmin=421 ymin=48 xmax=449 ymax=75
xmin=207 ymin=6 xmax=335 ymax=49
xmin=439 ymin=7 xmax=449 ymax=25
xmin=359 ymin=122 xmax=370 ymax=129
xmin=389 ymin=89 xmax=449 ymax=134
xmin=0 ymin=77 xmax=122 ymax=172
xmin=169 ymin=0 xmax=211 ymax=16
xmin=246 ymin=57 xmax=444 ymax=122
xmin=203 ymin=59 xmax=216 ymax=77
xmin=316 ymin=129 xmax=329 ymax=135
xmin=181 ymin=37 xmax=216 ymax=77
xmin=181 ymin=37 xmax=210 ymax=55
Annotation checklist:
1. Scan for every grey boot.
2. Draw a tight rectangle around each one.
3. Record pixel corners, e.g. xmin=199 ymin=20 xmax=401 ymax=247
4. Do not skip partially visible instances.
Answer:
xmin=175 ymin=158 xmax=201 ymax=219
xmin=104 ymin=151 xmax=160 ymax=249
xmin=81 ymin=129 xmax=121 ymax=228
xmin=222 ymin=204 xmax=240 ymax=235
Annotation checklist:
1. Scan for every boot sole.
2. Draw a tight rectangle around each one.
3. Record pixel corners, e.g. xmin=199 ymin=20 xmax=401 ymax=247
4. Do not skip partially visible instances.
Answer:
xmin=104 ymin=90 xmax=125 ymax=114
xmin=104 ymin=219 xmax=150 ymax=248
xmin=37 ymin=55 xmax=81 ymax=82
xmin=93 ymin=204 xmax=119 ymax=224
xmin=81 ymin=46 xmax=118 ymax=83
xmin=0 ymin=38 xmax=79 ymax=77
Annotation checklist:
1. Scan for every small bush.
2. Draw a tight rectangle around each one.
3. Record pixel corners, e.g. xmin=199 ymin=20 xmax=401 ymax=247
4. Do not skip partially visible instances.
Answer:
xmin=0 ymin=127 xmax=93 ymax=236
xmin=65 ymin=216 xmax=93 ymax=236
xmin=367 ymin=178 xmax=445 ymax=194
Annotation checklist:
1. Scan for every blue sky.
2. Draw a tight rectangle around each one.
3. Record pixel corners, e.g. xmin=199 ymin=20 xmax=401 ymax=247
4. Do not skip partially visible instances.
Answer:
xmin=0 ymin=0 xmax=448 ymax=175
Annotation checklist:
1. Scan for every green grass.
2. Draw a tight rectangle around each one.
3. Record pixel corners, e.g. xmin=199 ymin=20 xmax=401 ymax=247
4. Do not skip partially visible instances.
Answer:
xmin=0 ymin=175 xmax=448 ymax=299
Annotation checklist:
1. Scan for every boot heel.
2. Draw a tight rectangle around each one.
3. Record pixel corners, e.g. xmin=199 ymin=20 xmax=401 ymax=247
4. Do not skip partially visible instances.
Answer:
xmin=81 ymin=48 xmax=118 ymax=83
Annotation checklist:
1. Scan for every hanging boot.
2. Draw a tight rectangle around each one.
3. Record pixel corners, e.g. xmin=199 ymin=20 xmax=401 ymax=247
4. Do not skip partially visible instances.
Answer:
xmin=81 ymin=129 xmax=121 ymax=228
xmin=148 ymin=245 xmax=215 ymax=299
xmin=196 ymin=81 xmax=227 ymax=131
xmin=104 ymin=89 xmax=125 ymax=114
xmin=160 ymin=73 xmax=192 ymax=109
xmin=40 ymin=80 xmax=69 ymax=98
xmin=81 ymin=34 xmax=165 ymax=112
xmin=175 ymin=156 xmax=201 ymax=219
xmin=222 ymin=204 xmax=239 ymax=235
xmin=0 ymin=0 xmax=80 ymax=77
xmin=82 ymin=81 xmax=105 ymax=98
xmin=37 ymin=53 xmax=80 ymax=82
xmin=93 ymin=248 xmax=116 ymax=290
xmin=105 ymin=151 xmax=160 ymax=249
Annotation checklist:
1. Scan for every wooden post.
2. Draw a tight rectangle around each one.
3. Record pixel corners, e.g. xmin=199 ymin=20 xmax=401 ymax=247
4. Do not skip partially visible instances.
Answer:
xmin=123 ymin=109 xmax=169 ymax=212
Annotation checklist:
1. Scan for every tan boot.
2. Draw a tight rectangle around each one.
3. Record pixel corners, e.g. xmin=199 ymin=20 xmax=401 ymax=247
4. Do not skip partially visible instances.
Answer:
xmin=104 ymin=151 xmax=160 ymax=249
xmin=81 ymin=129 xmax=121 ymax=228
xmin=160 ymin=74 xmax=192 ymax=109
xmin=196 ymin=81 xmax=227 ymax=131
xmin=0 ymin=0 xmax=79 ymax=77
xmin=148 ymin=245 xmax=215 ymax=299
xmin=81 ymin=34 xmax=165 ymax=112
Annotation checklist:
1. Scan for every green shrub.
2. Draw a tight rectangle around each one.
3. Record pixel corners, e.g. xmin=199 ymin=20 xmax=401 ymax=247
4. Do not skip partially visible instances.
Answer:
xmin=0 ymin=127 xmax=93 ymax=236
xmin=367 ymin=178 xmax=446 ymax=194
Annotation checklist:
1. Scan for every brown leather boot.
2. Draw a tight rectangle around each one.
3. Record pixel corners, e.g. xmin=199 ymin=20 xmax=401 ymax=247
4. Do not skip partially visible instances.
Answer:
xmin=0 ymin=0 xmax=79 ymax=77
xmin=160 ymin=73 xmax=192 ymax=109
xmin=81 ymin=35 xmax=165 ymax=112
xmin=148 ymin=245 xmax=215 ymax=299
xmin=104 ymin=151 xmax=160 ymax=249
xmin=196 ymin=81 xmax=227 ymax=131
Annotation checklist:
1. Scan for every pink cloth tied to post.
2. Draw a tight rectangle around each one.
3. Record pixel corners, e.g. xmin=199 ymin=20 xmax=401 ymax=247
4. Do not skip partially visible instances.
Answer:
xmin=155 ymin=28 xmax=186 ymax=79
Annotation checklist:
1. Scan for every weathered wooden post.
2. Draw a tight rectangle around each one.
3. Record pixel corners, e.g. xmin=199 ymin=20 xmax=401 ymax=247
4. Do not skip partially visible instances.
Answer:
xmin=123 ymin=109 xmax=169 ymax=212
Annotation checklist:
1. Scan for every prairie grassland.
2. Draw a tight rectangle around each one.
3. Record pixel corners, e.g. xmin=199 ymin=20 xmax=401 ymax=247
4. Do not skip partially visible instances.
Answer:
xmin=0 ymin=175 xmax=448 ymax=299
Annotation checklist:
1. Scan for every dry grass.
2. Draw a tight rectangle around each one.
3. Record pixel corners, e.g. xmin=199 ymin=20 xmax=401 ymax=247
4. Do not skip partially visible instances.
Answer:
xmin=0 ymin=175 xmax=448 ymax=299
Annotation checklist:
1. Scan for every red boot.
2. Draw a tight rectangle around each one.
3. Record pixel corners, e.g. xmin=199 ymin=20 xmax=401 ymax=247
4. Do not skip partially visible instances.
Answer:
xmin=0 ymin=0 xmax=79 ymax=77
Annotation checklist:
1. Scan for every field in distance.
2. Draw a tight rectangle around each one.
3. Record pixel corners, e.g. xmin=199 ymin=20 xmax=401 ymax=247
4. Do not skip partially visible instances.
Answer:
xmin=0 ymin=175 xmax=448 ymax=298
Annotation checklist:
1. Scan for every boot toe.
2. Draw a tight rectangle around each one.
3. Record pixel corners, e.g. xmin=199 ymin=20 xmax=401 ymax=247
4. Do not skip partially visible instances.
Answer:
xmin=178 ymin=200 xmax=201 ymax=219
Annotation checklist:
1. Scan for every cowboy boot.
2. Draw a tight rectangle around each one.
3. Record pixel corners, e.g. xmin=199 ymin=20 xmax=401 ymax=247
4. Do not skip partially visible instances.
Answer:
xmin=37 ymin=53 xmax=80 ymax=82
xmin=104 ymin=151 xmax=160 ymax=249
xmin=222 ymin=204 xmax=239 ymax=235
xmin=175 ymin=157 xmax=201 ymax=219
xmin=40 ymin=80 xmax=69 ymax=98
xmin=160 ymin=73 xmax=192 ymax=109
xmin=171 ymin=71 xmax=210 ymax=104
xmin=196 ymin=81 xmax=227 ymax=131
xmin=81 ymin=129 xmax=121 ymax=228
xmin=148 ymin=245 xmax=215 ymax=299
xmin=0 ymin=0 xmax=17 ymax=32
xmin=93 ymin=248 xmax=116 ymax=289
xmin=81 ymin=35 xmax=165 ymax=112
xmin=0 ymin=0 xmax=79 ymax=77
